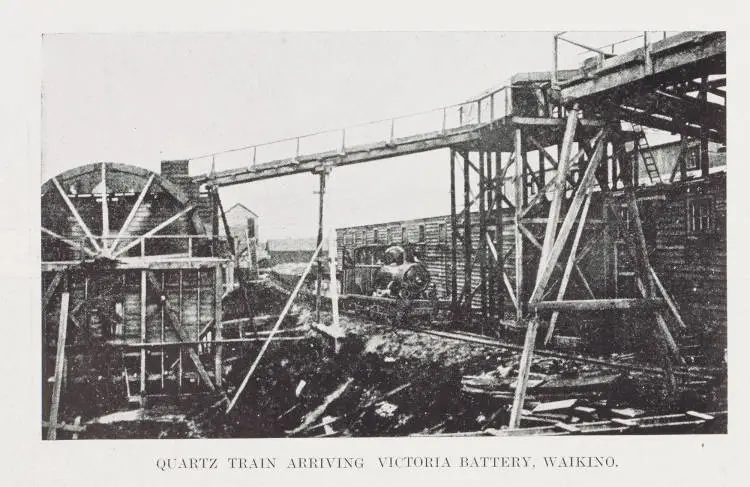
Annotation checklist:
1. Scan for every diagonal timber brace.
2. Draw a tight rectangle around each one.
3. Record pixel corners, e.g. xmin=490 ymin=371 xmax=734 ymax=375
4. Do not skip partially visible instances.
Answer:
xmin=146 ymin=271 xmax=217 ymax=392
xmin=509 ymin=125 xmax=609 ymax=429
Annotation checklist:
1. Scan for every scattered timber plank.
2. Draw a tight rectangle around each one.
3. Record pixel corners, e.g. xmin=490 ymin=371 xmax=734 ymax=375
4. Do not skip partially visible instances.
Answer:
xmin=42 ymin=420 xmax=86 ymax=434
xmin=686 ymin=411 xmax=714 ymax=421
xmin=532 ymin=399 xmax=578 ymax=413
xmin=287 ymin=378 xmax=354 ymax=436
xmin=554 ymin=422 xmax=581 ymax=433
xmin=611 ymin=408 xmax=645 ymax=418
xmin=534 ymin=298 xmax=666 ymax=312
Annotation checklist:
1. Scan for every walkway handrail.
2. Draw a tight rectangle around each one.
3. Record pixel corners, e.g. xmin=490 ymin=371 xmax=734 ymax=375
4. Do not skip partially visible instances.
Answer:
xmin=185 ymin=84 xmax=512 ymax=176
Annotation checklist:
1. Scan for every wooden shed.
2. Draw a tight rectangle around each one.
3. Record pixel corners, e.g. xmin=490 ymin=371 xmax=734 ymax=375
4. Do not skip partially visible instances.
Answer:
xmin=41 ymin=162 xmax=231 ymax=409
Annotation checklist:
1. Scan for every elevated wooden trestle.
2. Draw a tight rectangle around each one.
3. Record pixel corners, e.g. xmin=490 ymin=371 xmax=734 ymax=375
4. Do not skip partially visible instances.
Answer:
xmin=188 ymin=31 xmax=727 ymax=429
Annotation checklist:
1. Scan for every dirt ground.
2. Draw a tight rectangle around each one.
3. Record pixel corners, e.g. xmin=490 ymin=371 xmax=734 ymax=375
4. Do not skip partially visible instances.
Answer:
xmin=51 ymin=282 xmax=727 ymax=439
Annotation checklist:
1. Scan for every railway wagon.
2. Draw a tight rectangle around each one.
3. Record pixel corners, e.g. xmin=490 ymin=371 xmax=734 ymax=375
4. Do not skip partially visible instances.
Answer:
xmin=336 ymin=169 xmax=726 ymax=358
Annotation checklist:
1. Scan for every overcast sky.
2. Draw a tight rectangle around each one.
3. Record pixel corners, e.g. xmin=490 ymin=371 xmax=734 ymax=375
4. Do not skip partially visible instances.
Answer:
xmin=42 ymin=31 xmax=655 ymax=239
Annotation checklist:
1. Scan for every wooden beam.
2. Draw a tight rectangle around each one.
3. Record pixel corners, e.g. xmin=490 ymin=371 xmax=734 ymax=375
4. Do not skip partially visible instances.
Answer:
xmin=51 ymin=177 xmax=102 ymax=253
xmin=513 ymin=129 xmax=524 ymax=321
xmin=42 ymin=272 xmax=64 ymax=311
xmin=100 ymin=163 xmax=110 ymax=251
xmin=479 ymin=151 xmax=488 ymax=323
xmin=463 ymin=151 xmax=473 ymax=323
xmin=459 ymin=151 xmax=481 ymax=175
xmin=535 ymin=298 xmax=666 ymax=312
xmin=195 ymin=125 xmax=482 ymax=187
xmin=487 ymin=152 xmax=496 ymax=317
xmin=649 ymin=265 xmax=687 ymax=329
xmin=450 ymin=150 xmax=458 ymax=317
xmin=530 ymin=128 xmax=608 ymax=305
xmin=47 ymin=292 xmax=69 ymax=440
xmin=509 ymin=316 xmax=539 ymax=428
xmin=41 ymin=227 xmax=98 ymax=258
xmin=527 ymin=135 xmax=557 ymax=166
xmin=494 ymin=151 xmax=505 ymax=319
xmin=560 ymin=32 xmax=725 ymax=103
xmin=214 ymin=266 xmax=224 ymax=387
xmin=315 ymin=171 xmax=326 ymax=322
xmin=528 ymin=135 xmax=581 ymax=189
xmin=146 ymin=271 xmax=216 ymax=392
xmin=41 ymin=256 xmax=227 ymax=272
xmin=511 ymin=116 xmax=605 ymax=127
xmin=109 ymin=174 xmax=155 ymax=253
xmin=485 ymin=234 xmax=517 ymax=310
xmin=519 ymin=217 xmax=595 ymax=300
xmin=140 ymin=270 xmax=147 ymax=395
xmin=699 ymin=76 xmax=710 ymax=178
xmin=536 ymin=108 xmax=579 ymax=284
xmin=545 ymin=193 xmax=592 ymax=345
xmin=328 ymin=228 xmax=343 ymax=352
xmin=114 ymin=204 xmax=196 ymax=258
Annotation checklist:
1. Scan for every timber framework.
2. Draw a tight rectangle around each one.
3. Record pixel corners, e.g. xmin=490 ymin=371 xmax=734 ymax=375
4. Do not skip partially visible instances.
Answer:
xmin=41 ymin=31 xmax=726 ymax=437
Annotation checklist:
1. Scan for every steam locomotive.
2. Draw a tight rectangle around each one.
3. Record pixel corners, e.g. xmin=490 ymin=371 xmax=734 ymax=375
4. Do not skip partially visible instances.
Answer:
xmin=339 ymin=243 xmax=438 ymax=323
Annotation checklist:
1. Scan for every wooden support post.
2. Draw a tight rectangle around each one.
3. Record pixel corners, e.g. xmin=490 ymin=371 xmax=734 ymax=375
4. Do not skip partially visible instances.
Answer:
xmin=514 ymin=130 xmax=524 ymax=322
xmin=160 ymin=274 xmax=165 ymax=390
xmin=450 ymin=149 xmax=458 ymax=320
xmin=42 ymin=272 xmax=64 ymax=311
xmin=509 ymin=316 xmax=539 ymax=428
xmin=47 ymin=292 xmax=69 ymax=440
xmin=699 ymin=77 xmax=710 ymax=178
xmin=521 ymin=150 xmax=530 ymax=207
xmin=670 ymin=133 xmax=689 ymax=183
xmin=214 ymin=266 xmax=223 ymax=387
xmin=100 ymin=162 xmax=109 ymax=251
xmin=329 ymin=229 xmax=342 ymax=353
xmin=632 ymin=142 xmax=641 ymax=187
xmin=495 ymin=151 xmax=504 ymax=320
xmin=544 ymin=193 xmax=592 ymax=345
xmin=315 ymin=171 xmax=327 ymax=322
xmin=536 ymin=107 xmax=579 ymax=284
xmin=178 ymin=270 xmax=183 ymax=391
xmin=140 ymin=270 xmax=147 ymax=396
xmin=463 ymin=151 xmax=473 ymax=326
xmin=211 ymin=187 xmax=219 ymax=256
xmin=479 ymin=151 xmax=488 ymax=327
xmin=487 ymin=152 xmax=495 ymax=318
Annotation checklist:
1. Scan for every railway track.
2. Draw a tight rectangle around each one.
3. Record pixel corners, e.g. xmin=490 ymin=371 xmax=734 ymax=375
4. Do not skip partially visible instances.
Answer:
xmin=262 ymin=276 xmax=723 ymax=382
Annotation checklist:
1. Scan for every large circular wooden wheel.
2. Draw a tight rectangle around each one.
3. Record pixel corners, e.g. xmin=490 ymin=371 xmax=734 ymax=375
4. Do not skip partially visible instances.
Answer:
xmin=41 ymin=162 xmax=203 ymax=263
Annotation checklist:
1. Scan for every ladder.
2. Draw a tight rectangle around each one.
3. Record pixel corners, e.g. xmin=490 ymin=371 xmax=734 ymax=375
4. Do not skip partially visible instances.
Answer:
xmin=631 ymin=122 xmax=662 ymax=184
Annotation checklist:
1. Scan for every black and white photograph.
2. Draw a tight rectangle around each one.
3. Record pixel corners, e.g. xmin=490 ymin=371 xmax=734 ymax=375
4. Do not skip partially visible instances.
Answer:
xmin=38 ymin=30 xmax=727 ymax=442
